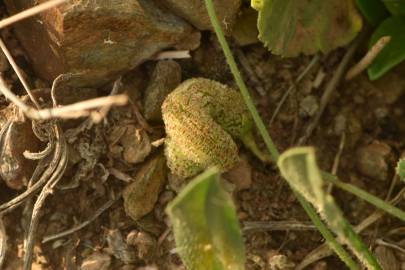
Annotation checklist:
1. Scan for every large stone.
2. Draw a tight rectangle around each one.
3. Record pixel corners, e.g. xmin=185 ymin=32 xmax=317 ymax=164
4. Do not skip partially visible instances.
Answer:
xmin=143 ymin=60 xmax=182 ymax=122
xmin=5 ymin=0 xmax=192 ymax=87
xmin=160 ymin=0 xmax=241 ymax=33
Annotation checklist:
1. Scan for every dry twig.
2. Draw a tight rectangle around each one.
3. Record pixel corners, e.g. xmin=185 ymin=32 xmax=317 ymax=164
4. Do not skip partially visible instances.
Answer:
xmin=0 ymin=76 xmax=128 ymax=120
xmin=243 ymin=220 xmax=316 ymax=232
xmin=0 ymin=0 xmax=68 ymax=29
xmin=0 ymin=38 xmax=40 ymax=108
xmin=155 ymin=50 xmax=191 ymax=60
xmin=345 ymin=36 xmax=391 ymax=81
xmin=297 ymin=32 xmax=365 ymax=145
xmin=269 ymin=54 xmax=320 ymax=127
xmin=375 ymin=238 xmax=405 ymax=254
xmin=0 ymin=216 xmax=6 ymax=269
xmin=297 ymin=187 xmax=405 ymax=270
xmin=42 ymin=198 xmax=117 ymax=244
xmin=23 ymin=124 xmax=67 ymax=269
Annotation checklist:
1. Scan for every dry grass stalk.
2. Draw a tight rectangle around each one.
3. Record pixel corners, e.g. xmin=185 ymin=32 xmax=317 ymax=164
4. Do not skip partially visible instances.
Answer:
xmin=345 ymin=36 xmax=391 ymax=81
xmin=155 ymin=50 xmax=191 ymax=60
xmin=0 ymin=77 xmax=128 ymax=120
xmin=0 ymin=0 xmax=68 ymax=29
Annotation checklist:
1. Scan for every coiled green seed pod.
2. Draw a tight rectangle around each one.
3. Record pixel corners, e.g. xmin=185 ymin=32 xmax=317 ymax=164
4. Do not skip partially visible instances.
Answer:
xmin=162 ymin=78 xmax=268 ymax=178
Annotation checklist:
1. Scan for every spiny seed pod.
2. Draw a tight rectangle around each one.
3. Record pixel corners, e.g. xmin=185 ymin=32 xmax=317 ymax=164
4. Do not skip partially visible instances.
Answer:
xmin=162 ymin=78 xmax=268 ymax=178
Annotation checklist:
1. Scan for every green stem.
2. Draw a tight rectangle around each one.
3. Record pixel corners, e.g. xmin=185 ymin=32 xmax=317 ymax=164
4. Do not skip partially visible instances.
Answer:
xmin=242 ymin=132 xmax=272 ymax=163
xmin=204 ymin=1 xmax=360 ymax=269
xmin=295 ymin=191 xmax=360 ymax=270
xmin=323 ymin=172 xmax=405 ymax=222
xmin=204 ymin=0 xmax=279 ymax=162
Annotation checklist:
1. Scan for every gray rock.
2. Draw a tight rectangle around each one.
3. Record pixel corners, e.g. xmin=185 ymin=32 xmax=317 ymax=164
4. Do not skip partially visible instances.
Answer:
xmin=123 ymin=155 xmax=167 ymax=221
xmin=81 ymin=252 xmax=111 ymax=270
xmin=356 ymin=141 xmax=392 ymax=181
xmin=299 ymin=95 xmax=319 ymax=118
xmin=375 ymin=246 xmax=399 ymax=270
xmin=143 ymin=60 xmax=182 ymax=122
xmin=5 ymin=0 xmax=192 ymax=87
xmin=0 ymin=51 xmax=9 ymax=72
xmin=160 ymin=0 xmax=241 ymax=34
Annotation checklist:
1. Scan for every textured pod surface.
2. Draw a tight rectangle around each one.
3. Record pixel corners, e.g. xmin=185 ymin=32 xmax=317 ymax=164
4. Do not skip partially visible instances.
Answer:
xmin=162 ymin=78 xmax=253 ymax=178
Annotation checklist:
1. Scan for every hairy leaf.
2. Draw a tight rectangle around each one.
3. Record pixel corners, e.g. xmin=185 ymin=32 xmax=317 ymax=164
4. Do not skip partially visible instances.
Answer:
xmin=397 ymin=158 xmax=405 ymax=180
xmin=278 ymin=147 xmax=381 ymax=269
xmin=368 ymin=16 xmax=405 ymax=80
xmin=383 ymin=0 xmax=405 ymax=15
xmin=255 ymin=0 xmax=362 ymax=57
xmin=355 ymin=0 xmax=390 ymax=26
xmin=166 ymin=167 xmax=245 ymax=270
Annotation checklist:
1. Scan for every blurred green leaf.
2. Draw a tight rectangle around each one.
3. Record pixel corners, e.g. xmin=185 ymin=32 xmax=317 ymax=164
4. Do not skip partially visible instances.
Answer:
xmin=278 ymin=147 xmax=382 ymax=269
xmin=255 ymin=0 xmax=362 ymax=57
xmin=166 ymin=167 xmax=245 ymax=270
xmin=368 ymin=16 xmax=405 ymax=80
xmin=355 ymin=0 xmax=390 ymax=26
xmin=383 ymin=0 xmax=405 ymax=15
xmin=397 ymin=158 xmax=405 ymax=180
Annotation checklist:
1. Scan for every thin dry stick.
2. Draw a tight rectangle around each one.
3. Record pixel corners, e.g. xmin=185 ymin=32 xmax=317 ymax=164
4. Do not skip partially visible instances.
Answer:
xmin=243 ymin=221 xmax=316 ymax=232
xmin=297 ymin=187 xmax=405 ymax=270
xmin=90 ymin=77 xmax=123 ymax=123
xmin=0 ymin=157 xmax=50 ymax=214
xmin=327 ymin=132 xmax=346 ymax=193
xmin=0 ymin=76 xmax=128 ymax=120
xmin=24 ymin=125 xmax=68 ymax=270
xmin=155 ymin=50 xmax=190 ymax=60
xmin=0 ymin=38 xmax=40 ymax=108
xmin=375 ymin=238 xmax=405 ymax=254
xmin=269 ymin=54 xmax=320 ymax=127
xmin=297 ymin=33 xmax=365 ymax=146
xmin=129 ymin=99 xmax=153 ymax=132
xmin=33 ymin=94 xmax=128 ymax=120
xmin=331 ymin=132 xmax=346 ymax=175
xmin=42 ymin=198 xmax=117 ymax=244
xmin=0 ymin=216 xmax=6 ymax=269
xmin=0 ymin=0 xmax=67 ymax=29
xmin=345 ymin=36 xmax=391 ymax=81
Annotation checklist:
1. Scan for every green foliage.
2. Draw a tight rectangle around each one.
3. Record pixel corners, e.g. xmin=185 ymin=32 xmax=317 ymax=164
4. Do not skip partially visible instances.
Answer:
xmin=253 ymin=0 xmax=362 ymax=57
xmin=355 ymin=0 xmax=389 ymax=25
xmin=278 ymin=147 xmax=382 ymax=269
xmin=397 ymin=158 xmax=405 ymax=180
xmin=166 ymin=167 xmax=245 ymax=270
xmin=204 ymin=1 xmax=405 ymax=269
xmin=383 ymin=0 xmax=405 ymax=15
xmin=367 ymin=16 xmax=405 ymax=80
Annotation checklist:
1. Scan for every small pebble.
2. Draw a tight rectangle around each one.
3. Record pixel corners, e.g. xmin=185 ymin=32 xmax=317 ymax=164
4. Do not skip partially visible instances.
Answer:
xmin=81 ymin=252 xmax=111 ymax=270
xmin=356 ymin=141 xmax=392 ymax=181
xmin=299 ymin=95 xmax=319 ymax=118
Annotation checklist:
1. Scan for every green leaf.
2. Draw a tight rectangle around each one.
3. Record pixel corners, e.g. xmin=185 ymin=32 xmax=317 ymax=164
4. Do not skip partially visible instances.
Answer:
xmin=278 ymin=147 xmax=382 ymax=270
xmin=397 ymin=158 xmax=405 ymax=180
xmin=166 ymin=167 xmax=245 ymax=270
xmin=355 ymin=0 xmax=390 ymax=26
xmin=383 ymin=0 xmax=405 ymax=15
xmin=255 ymin=0 xmax=363 ymax=57
xmin=368 ymin=16 xmax=405 ymax=80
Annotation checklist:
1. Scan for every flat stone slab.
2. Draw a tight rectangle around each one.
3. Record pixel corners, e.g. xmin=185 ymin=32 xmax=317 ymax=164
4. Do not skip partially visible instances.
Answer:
xmin=5 ymin=0 xmax=192 ymax=87
xmin=161 ymin=0 xmax=241 ymax=33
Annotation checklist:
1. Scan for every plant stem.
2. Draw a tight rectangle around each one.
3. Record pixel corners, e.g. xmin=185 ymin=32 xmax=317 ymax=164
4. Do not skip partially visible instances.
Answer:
xmin=204 ymin=0 xmax=360 ymax=269
xmin=204 ymin=0 xmax=279 ymax=162
xmin=295 ymin=191 xmax=360 ymax=270
xmin=323 ymin=172 xmax=405 ymax=222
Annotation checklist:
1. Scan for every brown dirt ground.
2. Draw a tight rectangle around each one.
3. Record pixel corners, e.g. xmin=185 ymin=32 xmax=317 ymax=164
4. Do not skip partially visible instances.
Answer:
xmin=0 ymin=6 xmax=404 ymax=270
